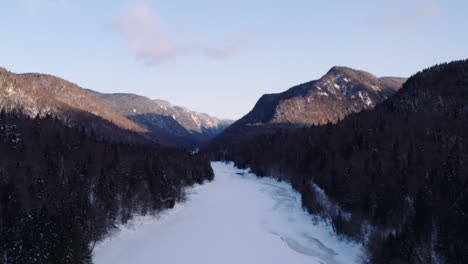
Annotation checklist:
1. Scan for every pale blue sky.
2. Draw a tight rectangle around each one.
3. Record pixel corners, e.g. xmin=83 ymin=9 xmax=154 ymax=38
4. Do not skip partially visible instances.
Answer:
xmin=1 ymin=0 xmax=467 ymax=119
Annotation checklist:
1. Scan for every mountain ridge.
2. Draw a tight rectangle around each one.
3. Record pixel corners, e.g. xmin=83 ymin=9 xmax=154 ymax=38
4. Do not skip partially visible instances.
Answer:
xmin=0 ymin=66 xmax=233 ymax=148
xmin=0 ymin=67 xmax=153 ymax=144
xmin=208 ymin=66 xmax=406 ymax=148
xmin=88 ymin=90 xmax=234 ymax=149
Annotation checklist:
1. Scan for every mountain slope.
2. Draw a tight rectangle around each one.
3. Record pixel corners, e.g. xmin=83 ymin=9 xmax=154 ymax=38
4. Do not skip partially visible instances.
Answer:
xmin=242 ymin=67 xmax=404 ymax=125
xmin=211 ymin=60 xmax=468 ymax=263
xmin=211 ymin=66 xmax=405 ymax=146
xmin=89 ymin=91 xmax=233 ymax=149
xmin=0 ymin=67 xmax=149 ymax=142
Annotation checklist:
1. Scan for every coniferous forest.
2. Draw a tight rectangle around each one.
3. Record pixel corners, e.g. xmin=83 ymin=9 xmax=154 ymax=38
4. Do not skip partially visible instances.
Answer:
xmin=208 ymin=60 xmax=468 ymax=263
xmin=0 ymin=111 xmax=213 ymax=263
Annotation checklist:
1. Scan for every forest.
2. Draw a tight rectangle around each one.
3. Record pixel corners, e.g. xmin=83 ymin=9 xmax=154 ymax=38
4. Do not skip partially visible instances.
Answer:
xmin=208 ymin=60 xmax=468 ymax=263
xmin=0 ymin=111 xmax=214 ymax=263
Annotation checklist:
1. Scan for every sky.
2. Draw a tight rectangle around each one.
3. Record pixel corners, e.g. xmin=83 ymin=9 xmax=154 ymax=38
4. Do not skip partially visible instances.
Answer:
xmin=0 ymin=0 xmax=467 ymax=119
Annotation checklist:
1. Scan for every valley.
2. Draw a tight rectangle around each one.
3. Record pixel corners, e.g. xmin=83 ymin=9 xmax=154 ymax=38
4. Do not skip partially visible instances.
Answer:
xmin=93 ymin=162 xmax=362 ymax=264
xmin=2 ymin=1 xmax=467 ymax=263
xmin=0 ymin=60 xmax=466 ymax=264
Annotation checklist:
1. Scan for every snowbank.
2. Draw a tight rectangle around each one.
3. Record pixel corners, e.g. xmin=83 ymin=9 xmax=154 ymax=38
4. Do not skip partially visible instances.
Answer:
xmin=93 ymin=162 xmax=362 ymax=264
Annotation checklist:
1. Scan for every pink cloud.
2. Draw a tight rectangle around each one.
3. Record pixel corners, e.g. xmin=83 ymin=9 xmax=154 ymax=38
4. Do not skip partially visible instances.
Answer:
xmin=419 ymin=0 xmax=443 ymax=18
xmin=113 ymin=0 xmax=178 ymax=65
xmin=218 ymin=0 xmax=238 ymax=15
xmin=113 ymin=0 xmax=252 ymax=65
xmin=22 ymin=0 xmax=72 ymax=14
xmin=204 ymin=34 xmax=256 ymax=60
xmin=364 ymin=0 xmax=443 ymax=27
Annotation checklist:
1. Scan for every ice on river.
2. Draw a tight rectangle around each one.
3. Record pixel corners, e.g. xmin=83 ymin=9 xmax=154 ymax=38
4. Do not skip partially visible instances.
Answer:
xmin=93 ymin=162 xmax=363 ymax=264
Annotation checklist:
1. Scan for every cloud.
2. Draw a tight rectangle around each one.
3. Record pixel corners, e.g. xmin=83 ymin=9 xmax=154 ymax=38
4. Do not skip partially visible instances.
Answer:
xmin=204 ymin=34 xmax=255 ymax=60
xmin=23 ymin=0 xmax=72 ymax=12
xmin=113 ymin=0 xmax=178 ymax=65
xmin=419 ymin=0 xmax=442 ymax=18
xmin=113 ymin=0 xmax=251 ymax=65
xmin=218 ymin=0 xmax=238 ymax=15
xmin=364 ymin=0 xmax=443 ymax=27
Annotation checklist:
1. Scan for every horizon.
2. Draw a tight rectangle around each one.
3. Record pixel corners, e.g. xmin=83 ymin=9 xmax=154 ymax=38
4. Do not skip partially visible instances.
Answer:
xmin=1 ymin=0 xmax=467 ymax=119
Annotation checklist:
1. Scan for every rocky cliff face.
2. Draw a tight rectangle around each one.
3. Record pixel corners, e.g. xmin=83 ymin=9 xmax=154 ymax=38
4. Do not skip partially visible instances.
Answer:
xmin=208 ymin=66 xmax=406 ymax=147
xmin=89 ymin=91 xmax=233 ymax=148
xmin=241 ymin=66 xmax=405 ymax=126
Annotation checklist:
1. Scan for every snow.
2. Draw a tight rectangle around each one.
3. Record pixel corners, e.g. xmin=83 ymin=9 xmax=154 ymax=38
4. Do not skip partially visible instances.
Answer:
xmin=93 ymin=162 xmax=363 ymax=264
xmin=318 ymin=92 xmax=329 ymax=97
xmin=274 ymin=108 xmax=284 ymax=117
xmin=310 ymin=182 xmax=351 ymax=221
xmin=190 ymin=113 xmax=202 ymax=128
xmin=358 ymin=91 xmax=373 ymax=106
xmin=6 ymin=83 xmax=16 ymax=95
xmin=370 ymin=85 xmax=380 ymax=91
xmin=191 ymin=148 xmax=200 ymax=155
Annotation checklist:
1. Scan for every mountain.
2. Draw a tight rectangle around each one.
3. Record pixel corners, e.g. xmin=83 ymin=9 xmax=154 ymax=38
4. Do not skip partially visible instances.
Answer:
xmin=210 ymin=60 xmax=468 ymax=263
xmin=0 ymin=67 xmax=149 ymax=142
xmin=211 ymin=66 xmax=406 ymax=146
xmin=240 ymin=66 xmax=405 ymax=126
xmin=89 ymin=91 xmax=233 ymax=149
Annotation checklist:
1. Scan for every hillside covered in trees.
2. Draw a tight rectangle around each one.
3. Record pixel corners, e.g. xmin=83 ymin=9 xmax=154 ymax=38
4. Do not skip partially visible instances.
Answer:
xmin=208 ymin=66 xmax=405 ymax=150
xmin=208 ymin=60 xmax=468 ymax=263
xmin=0 ymin=111 xmax=213 ymax=263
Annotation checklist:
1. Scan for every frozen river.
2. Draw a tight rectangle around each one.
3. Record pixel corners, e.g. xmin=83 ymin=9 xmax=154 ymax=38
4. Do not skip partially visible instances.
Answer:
xmin=93 ymin=162 xmax=362 ymax=264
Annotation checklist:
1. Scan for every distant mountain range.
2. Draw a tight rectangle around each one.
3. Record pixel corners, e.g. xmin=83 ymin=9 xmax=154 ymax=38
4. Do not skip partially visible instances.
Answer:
xmin=0 ymin=65 xmax=404 ymax=149
xmin=88 ymin=91 xmax=233 ymax=149
xmin=0 ymin=66 xmax=232 ymax=148
xmin=209 ymin=66 xmax=406 ymax=147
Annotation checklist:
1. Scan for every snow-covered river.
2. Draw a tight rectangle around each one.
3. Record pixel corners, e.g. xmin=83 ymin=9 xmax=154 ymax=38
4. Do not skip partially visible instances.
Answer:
xmin=93 ymin=162 xmax=362 ymax=264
